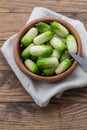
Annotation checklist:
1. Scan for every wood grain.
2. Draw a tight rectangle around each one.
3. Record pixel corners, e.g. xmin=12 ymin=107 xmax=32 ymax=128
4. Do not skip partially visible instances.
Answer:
xmin=0 ymin=13 xmax=87 ymax=41
xmin=0 ymin=103 xmax=87 ymax=130
xmin=0 ymin=0 xmax=87 ymax=129
xmin=0 ymin=0 xmax=87 ymax=13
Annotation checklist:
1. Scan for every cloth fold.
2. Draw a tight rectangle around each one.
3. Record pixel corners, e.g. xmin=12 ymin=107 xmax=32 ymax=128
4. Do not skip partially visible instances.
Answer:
xmin=1 ymin=7 xmax=87 ymax=107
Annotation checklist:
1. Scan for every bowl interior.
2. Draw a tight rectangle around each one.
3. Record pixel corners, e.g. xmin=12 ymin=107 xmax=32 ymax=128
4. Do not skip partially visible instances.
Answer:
xmin=13 ymin=17 xmax=82 ymax=82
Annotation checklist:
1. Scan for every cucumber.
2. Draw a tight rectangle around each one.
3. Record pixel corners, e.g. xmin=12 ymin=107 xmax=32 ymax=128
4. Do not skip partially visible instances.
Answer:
xmin=21 ymin=43 xmax=34 ymax=59
xmin=24 ymin=59 xmax=38 ymax=74
xmin=21 ymin=27 xmax=38 ymax=46
xmin=50 ymin=36 xmax=67 ymax=53
xmin=66 ymin=35 xmax=77 ymax=54
xmin=36 ymin=22 xmax=51 ymax=33
xmin=36 ymin=57 xmax=59 ymax=69
xmin=50 ymin=21 xmax=69 ymax=37
xmin=30 ymin=45 xmax=53 ymax=57
xmin=34 ymin=31 xmax=53 ymax=45
xmin=55 ymin=59 xmax=72 ymax=74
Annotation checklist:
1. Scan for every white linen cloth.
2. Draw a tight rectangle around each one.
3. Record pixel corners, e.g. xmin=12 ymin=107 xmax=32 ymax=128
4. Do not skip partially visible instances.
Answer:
xmin=1 ymin=7 xmax=87 ymax=107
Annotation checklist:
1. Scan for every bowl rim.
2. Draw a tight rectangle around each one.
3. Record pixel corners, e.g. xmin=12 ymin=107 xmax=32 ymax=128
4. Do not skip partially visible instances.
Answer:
xmin=13 ymin=17 xmax=82 ymax=82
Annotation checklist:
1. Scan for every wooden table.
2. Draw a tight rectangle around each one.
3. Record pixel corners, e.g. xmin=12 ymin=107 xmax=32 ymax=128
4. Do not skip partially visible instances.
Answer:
xmin=0 ymin=0 xmax=87 ymax=129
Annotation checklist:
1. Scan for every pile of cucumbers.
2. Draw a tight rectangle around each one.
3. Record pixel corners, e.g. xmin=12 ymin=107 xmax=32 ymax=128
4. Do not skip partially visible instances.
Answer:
xmin=20 ymin=21 xmax=77 ymax=76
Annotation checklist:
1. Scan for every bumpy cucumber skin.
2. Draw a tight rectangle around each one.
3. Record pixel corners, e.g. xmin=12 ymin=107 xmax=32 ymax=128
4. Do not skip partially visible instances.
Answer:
xmin=30 ymin=45 xmax=53 ymax=57
xmin=50 ymin=21 xmax=69 ymax=37
xmin=42 ymin=68 xmax=55 ymax=76
xmin=66 ymin=35 xmax=77 ymax=54
xmin=50 ymin=37 xmax=67 ymax=53
xmin=60 ymin=51 xmax=71 ymax=62
xmin=21 ymin=43 xmax=34 ymax=60
xmin=51 ymin=49 xmax=60 ymax=59
xmin=33 ymin=31 xmax=53 ymax=45
xmin=21 ymin=27 xmax=38 ymax=46
xmin=36 ymin=22 xmax=51 ymax=33
xmin=24 ymin=59 xmax=38 ymax=74
xmin=55 ymin=59 xmax=72 ymax=74
xmin=36 ymin=57 xmax=59 ymax=69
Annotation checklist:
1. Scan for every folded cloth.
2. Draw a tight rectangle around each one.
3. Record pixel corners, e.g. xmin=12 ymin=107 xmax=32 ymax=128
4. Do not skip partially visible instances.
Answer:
xmin=1 ymin=7 xmax=87 ymax=107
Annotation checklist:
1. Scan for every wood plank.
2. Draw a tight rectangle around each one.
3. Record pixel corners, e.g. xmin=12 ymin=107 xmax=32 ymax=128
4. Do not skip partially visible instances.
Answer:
xmin=0 ymin=0 xmax=87 ymax=13
xmin=0 ymin=51 xmax=11 ymax=70
xmin=0 ymin=12 xmax=87 ymax=41
xmin=0 ymin=13 xmax=29 ymax=40
xmin=0 ymin=103 xmax=87 ymax=130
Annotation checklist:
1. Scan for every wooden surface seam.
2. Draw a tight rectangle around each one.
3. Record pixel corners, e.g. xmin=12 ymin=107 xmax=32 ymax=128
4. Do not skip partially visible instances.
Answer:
xmin=0 ymin=0 xmax=87 ymax=129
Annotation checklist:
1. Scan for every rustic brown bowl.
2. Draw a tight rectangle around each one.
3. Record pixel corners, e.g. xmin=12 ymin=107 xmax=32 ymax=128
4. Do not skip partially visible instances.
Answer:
xmin=13 ymin=17 xmax=82 ymax=82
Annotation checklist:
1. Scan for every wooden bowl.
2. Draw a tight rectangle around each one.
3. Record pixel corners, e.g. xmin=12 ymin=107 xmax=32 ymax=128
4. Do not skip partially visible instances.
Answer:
xmin=13 ymin=17 xmax=82 ymax=82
